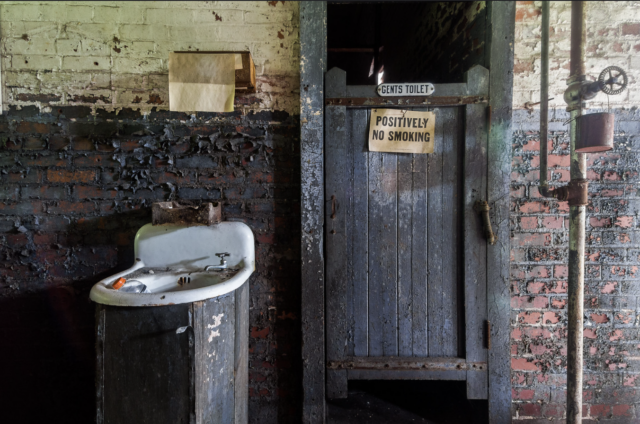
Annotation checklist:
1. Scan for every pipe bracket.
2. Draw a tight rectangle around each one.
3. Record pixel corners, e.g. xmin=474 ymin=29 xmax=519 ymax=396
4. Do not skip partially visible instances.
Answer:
xmin=555 ymin=179 xmax=589 ymax=206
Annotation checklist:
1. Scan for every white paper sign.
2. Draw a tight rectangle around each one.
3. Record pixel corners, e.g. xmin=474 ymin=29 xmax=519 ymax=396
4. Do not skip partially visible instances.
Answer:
xmin=368 ymin=109 xmax=435 ymax=154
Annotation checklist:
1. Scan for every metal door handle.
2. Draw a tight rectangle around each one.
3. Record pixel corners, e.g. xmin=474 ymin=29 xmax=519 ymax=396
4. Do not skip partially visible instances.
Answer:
xmin=474 ymin=200 xmax=496 ymax=245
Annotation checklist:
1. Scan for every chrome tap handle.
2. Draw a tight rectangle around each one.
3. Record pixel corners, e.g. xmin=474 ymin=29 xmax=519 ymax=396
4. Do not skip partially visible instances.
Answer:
xmin=215 ymin=252 xmax=230 ymax=265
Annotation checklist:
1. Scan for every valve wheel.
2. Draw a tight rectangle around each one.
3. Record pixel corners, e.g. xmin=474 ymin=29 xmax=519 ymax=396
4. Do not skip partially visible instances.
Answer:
xmin=598 ymin=66 xmax=628 ymax=95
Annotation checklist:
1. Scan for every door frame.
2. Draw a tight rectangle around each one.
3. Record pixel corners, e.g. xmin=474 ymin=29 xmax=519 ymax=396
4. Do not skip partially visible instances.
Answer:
xmin=299 ymin=2 xmax=515 ymax=423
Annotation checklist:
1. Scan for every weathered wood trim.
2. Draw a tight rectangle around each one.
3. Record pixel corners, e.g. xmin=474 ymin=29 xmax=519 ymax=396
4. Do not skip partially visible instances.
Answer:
xmin=95 ymin=305 xmax=105 ymax=424
xmin=486 ymin=2 xmax=516 ymax=423
xmin=325 ymin=68 xmax=348 ymax=400
xmin=327 ymin=357 xmax=486 ymax=372
xmin=325 ymin=95 xmax=487 ymax=107
xmin=347 ymin=369 xmax=472 ymax=381
xmin=234 ymin=281 xmax=249 ymax=424
xmin=300 ymin=2 xmax=327 ymax=423
xmin=345 ymin=82 xmax=469 ymax=98
xmin=464 ymin=65 xmax=490 ymax=400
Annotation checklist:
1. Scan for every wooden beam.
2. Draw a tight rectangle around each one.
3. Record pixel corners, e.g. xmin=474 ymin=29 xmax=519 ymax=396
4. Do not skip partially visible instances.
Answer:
xmin=300 ymin=2 xmax=327 ymax=424
xmin=486 ymin=2 xmax=516 ymax=423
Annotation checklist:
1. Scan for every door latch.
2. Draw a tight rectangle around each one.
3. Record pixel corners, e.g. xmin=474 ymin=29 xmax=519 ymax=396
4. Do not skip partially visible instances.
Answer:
xmin=474 ymin=200 xmax=496 ymax=245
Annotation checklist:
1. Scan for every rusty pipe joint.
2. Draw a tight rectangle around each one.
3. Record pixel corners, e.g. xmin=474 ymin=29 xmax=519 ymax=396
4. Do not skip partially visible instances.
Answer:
xmin=553 ymin=179 xmax=589 ymax=206
xmin=564 ymin=76 xmax=587 ymax=112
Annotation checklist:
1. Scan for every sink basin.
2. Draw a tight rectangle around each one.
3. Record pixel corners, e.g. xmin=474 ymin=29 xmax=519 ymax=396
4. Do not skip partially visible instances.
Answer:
xmin=90 ymin=221 xmax=255 ymax=306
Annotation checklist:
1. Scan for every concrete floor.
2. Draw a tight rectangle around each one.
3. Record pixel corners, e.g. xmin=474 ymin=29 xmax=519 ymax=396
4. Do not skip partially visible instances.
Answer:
xmin=327 ymin=380 xmax=488 ymax=424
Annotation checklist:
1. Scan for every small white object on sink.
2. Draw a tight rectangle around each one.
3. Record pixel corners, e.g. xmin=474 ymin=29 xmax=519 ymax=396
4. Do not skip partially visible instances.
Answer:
xmin=90 ymin=222 xmax=255 ymax=307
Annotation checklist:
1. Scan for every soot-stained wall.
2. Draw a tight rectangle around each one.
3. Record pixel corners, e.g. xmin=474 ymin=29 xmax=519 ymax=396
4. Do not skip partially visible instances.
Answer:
xmin=383 ymin=1 xmax=486 ymax=84
xmin=0 ymin=2 xmax=301 ymax=423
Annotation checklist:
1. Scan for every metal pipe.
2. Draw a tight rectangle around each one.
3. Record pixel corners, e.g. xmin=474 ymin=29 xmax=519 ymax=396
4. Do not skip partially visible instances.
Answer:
xmin=570 ymin=1 xmax=586 ymax=77
xmin=566 ymin=2 xmax=587 ymax=423
xmin=539 ymin=1 xmax=552 ymax=198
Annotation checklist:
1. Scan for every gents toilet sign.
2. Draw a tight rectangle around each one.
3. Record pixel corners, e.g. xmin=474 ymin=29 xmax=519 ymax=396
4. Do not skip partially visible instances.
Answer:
xmin=368 ymin=109 xmax=435 ymax=154
xmin=377 ymin=83 xmax=435 ymax=96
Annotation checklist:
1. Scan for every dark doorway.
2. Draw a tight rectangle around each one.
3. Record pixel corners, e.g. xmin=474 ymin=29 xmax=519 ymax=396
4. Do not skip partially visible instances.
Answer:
xmin=327 ymin=2 xmax=488 ymax=85
xmin=328 ymin=381 xmax=488 ymax=424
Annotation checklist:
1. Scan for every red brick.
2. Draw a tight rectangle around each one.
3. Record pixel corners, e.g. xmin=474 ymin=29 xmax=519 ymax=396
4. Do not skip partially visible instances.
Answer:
xmin=590 ymin=217 xmax=611 ymax=228
xmin=526 ymin=281 xmax=546 ymax=294
xmin=512 ymin=388 xmax=535 ymax=400
xmin=23 ymin=137 xmax=46 ymax=150
xmin=519 ymin=402 xmax=541 ymax=417
xmin=590 ymin=404 xmax=611 ymax=418
xmin=591 ymin=313 xmax=609 ymax=324
xmin=551 ymin=297 xmax=567 ymax=309
xmin=542 ymin=311 xmax=560 ymax=324
xmin=4 ymin=233 xmax=29 ymax=248
xmin=604 ymin=171 xmax=622 ymax=181
xmin=7 ymin=171 xmax=41 ymax=183
xmin=519 ymin=201 xmax=550 ymax=213
xmin=158 ymin=172 xmax=192 ymax=184
xmin=16 ymin=121 xmax=50 ymax=134
xmin=251 ymin=327 xmax=270 ymax=339
xmin=584 ymin=328 xmax=597 ymax=339
xmin=518 ymin=311 xmax=541 ymax=324
xmin=511 ymin=185 xmax=525 ymax=198
xmin=511 ymin=295 xmax=549 ymax=309
xmin=622 ymin=23 xmax=640 ymax=35
xmin=74 ymin=154 xmax=119 ymax=167
xmin=513 ymin=233 xmax=551 ymax=246
xmin=610 ymin=329 xmax=624 ymax=341
xmin=542 ymin=216 xmax=563 ymax=229
xmin=72 ymin=137 xmax=94 ymax=151
xmin=47 ymin=201 xmax=95 ymax=214
xmin=554 ymin=265 xmax=568 ymax=278
xmin=615 ymin=216 xmax=633 ymax=228
xmin=49 ymin=136 xmax=70 ymax=151
xmin=520 ymin=216 xmax=538 ymax=229
xmin=256 ymin=233 xmax=275 ymax=244
xmin=47 ymin=169 xmax=95 ymax=183
xmin=33 ymin=233 xmax=56 ymax=245
xmin=528 ymin=266 xmax=550 ymax=278
xmin=512 ymin=357 xmax=541 ymax=371
xmin=599 ymin=189 xmax=624 ymax=197
xmin=612 ymin=404 xmax=632 ymax=417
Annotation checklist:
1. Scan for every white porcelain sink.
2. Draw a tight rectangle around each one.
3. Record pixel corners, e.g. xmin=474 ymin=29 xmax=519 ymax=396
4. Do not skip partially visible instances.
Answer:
xmin=90 ymin=222 xmax=255 ymax=307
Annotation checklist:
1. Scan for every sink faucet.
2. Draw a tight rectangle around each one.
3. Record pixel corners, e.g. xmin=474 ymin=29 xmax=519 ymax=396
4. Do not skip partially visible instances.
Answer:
xmin=204 ymin=253 xmax=230 ymax=271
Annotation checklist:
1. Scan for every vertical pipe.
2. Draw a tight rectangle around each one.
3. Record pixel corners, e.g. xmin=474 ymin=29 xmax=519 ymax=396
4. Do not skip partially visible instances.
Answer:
xmin=566 ymin=2 xmax=586 ymax=424
xmin=539 ymin=1 xmax=551 ymax=197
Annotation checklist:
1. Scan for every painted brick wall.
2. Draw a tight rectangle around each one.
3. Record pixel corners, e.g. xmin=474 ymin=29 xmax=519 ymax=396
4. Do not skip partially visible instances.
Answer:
xmin=0 ymin=2 xmax=301 ymax=423
xmin=512 ymin=1 xmax=640 ymax=422
xmin=0 ymin=0 xmax=300 ymax=115
xmin=513 ymin=1 xmax=640 ymax=110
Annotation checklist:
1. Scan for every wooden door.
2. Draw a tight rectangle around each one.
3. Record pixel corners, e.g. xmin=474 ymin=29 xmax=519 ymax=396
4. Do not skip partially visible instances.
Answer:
xmin=325 ymin=66 xmax=490 ymax=400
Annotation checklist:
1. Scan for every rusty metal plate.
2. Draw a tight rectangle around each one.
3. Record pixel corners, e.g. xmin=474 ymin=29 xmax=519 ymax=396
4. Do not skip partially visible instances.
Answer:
xmin=152 ymin=202 xmax=221 ymax=226
xmin=576 ymin=112 xmax=614 ymax=153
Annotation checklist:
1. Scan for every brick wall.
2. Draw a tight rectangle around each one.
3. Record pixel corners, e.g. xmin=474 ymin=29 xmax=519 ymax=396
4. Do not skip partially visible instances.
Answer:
xmin=514 ymin=1 xmax=640 ymax=110
xmin=512 ymin=2 xmax=640 ymax=422
xmin=0 ymin=1 xmax=299 ymax=115
xmin=0 ymin=2 xmax=301 ymax=423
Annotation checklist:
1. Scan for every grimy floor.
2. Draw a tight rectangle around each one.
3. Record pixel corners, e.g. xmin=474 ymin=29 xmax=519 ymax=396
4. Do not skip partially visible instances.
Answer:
xmin=327 ymin=381 xmax=488 ymax=424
